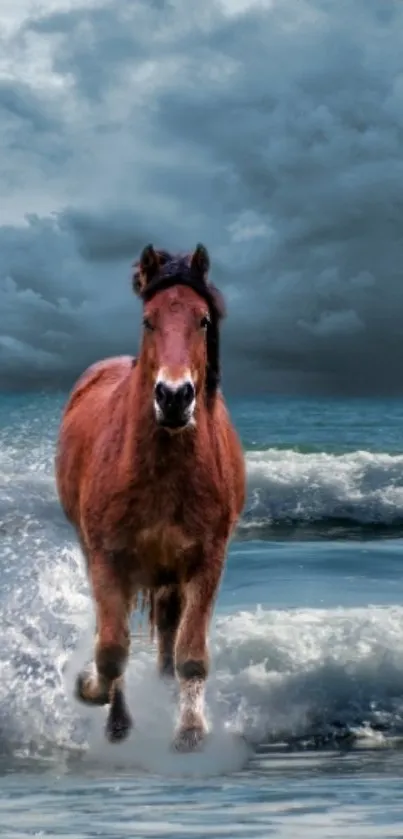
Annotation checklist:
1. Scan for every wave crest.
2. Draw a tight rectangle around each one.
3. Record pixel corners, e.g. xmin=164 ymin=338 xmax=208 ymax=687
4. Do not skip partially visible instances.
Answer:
xmin=213 ymin=604 xmax=403 ymax=749
xmin=242 ymin=449 xmax=403 ymax=538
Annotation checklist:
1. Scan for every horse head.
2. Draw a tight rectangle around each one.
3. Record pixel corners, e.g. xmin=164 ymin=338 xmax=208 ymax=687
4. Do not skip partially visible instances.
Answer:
xmin=132 ymin=244 xmax=226 ymax=431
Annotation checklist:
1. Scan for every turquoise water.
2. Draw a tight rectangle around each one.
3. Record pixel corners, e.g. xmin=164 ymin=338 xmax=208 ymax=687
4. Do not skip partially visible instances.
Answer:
xmin=2 ymin=392 xmax=403 ymax=837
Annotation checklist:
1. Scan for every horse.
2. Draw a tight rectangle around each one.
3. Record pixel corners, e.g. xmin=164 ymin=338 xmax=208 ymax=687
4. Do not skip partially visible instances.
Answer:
xmin=55 ymin=243 xmax=246 ymax=752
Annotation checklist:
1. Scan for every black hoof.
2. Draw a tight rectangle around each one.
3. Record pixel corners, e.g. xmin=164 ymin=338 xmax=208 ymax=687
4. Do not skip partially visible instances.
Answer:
xmin=74 ymin=671 xmax=109 ymax=707
xmin=158 ymin=658 xmax=175 ymax=680
xmin=105 ymin=688 xmax=133 ymax=744
xmin=172 ymin=726 xmax=206 ymax=753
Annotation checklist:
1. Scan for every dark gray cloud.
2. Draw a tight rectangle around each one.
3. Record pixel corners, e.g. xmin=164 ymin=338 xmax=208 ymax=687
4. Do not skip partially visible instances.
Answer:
xmin=1 ymin=0 xmax=403 ymax=394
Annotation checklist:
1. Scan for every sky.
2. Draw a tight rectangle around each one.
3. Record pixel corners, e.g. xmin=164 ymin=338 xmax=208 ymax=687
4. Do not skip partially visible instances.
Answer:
xmin=1 ymin=0 xmax=403 ymax=395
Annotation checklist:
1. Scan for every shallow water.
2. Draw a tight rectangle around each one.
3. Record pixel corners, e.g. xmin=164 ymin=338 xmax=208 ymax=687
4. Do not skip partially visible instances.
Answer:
xmin=2 ymin=751 xmax=403 ymax=839
xmin=2 ymin=393 xmax=403 ymax=836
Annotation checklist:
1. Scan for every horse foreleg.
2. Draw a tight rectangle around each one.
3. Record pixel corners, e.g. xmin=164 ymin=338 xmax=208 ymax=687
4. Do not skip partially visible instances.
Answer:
xmin=155 ymin=586 xmax=182 ymax=679
xmin=75 ymin=552 xmax=133 ymax=743
xmin=173 ymin=550 xmax=224 ymax=752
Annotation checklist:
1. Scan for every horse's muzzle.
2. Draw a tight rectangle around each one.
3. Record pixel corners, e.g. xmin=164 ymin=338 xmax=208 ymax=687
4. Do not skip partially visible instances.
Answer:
xmin=154 ymin=379 xmax=196 ymax=429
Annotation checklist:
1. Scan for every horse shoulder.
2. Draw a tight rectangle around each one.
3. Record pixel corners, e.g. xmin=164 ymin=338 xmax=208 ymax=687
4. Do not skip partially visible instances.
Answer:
xmin=56 ymin=355 xmax=137 ymax=527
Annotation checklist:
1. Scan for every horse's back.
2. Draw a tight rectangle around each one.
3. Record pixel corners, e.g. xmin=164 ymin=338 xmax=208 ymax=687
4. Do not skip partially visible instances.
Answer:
xmin=69 ymin=355 xmax=134 ymax=404
xmin=55 ymin=355 xmax=136 ymax=524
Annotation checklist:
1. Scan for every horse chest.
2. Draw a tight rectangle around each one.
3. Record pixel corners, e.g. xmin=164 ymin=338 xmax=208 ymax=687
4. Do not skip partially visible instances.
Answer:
xmin=105 ymin=468 xmax=208 ymax=569
xmin=136 ymin=477 xmax=198 ymax=539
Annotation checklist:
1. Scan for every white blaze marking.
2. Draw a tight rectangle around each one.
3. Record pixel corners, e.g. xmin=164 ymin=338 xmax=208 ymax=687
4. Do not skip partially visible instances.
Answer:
xmin=155 ymin=368 xmax=194 ymax=391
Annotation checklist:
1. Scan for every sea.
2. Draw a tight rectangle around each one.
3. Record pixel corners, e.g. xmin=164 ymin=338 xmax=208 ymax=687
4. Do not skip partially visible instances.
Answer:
xmin=1 ymin=391 xmax=403 ymax=837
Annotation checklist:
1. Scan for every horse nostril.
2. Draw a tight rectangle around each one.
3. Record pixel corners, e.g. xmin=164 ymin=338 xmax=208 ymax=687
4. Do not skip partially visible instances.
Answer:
xmin=179 ymin=382 xmax=195 ymax=409
xmin=154 ymin=381 xmax=168 ymax=408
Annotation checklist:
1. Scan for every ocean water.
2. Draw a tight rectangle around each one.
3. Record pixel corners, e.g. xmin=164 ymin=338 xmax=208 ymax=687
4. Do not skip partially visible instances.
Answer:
xmin=2 ymin=391 xmax=403 ymax=837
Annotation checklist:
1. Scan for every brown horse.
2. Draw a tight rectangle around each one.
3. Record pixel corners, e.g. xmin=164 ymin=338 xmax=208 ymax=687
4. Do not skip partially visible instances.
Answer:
xmin=55 ymin=243 xmax=246 ymax=752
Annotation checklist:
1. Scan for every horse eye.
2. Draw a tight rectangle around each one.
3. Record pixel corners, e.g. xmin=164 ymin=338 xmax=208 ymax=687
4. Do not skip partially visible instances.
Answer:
xmin=143 ymin=317 xmax=154 ymax=332
xmin=200 ymin=315 xmax=210 ymax=330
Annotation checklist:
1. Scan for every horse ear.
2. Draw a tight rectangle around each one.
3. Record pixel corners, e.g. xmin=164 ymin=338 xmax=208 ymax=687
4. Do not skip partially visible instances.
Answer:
xmin=132 ymin=244 xmax=160 ymax=295
xmin=190 ymin=243 xmax=210 ymax=281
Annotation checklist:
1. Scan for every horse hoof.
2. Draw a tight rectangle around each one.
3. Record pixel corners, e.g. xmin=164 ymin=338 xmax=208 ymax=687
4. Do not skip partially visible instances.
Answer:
xmin=158 ymin=662 xmax=176 ymax=681
xmin=74 ymin=671 xmax=109 ymax=706
xmin=172 ymin=725 xmax=206 ymax=753
xmin=105 ymin=689 xmax=133 ymax=743
xmin=105 ymin=708 xmax=133 ymax=743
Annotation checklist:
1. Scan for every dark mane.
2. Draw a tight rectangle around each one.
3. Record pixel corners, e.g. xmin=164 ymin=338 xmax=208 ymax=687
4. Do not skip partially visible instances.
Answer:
xmin=132 ymin=250 xmax=226 ymax=396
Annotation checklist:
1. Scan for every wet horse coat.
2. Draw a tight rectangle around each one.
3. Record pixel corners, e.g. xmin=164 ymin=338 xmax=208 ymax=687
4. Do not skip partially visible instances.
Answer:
xmin=55 ymin=244 xmax=246 ymax=750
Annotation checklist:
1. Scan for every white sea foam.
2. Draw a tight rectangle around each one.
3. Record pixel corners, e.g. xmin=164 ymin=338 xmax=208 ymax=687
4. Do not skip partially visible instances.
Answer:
xmin=211 ymin=603 xmax=403 ymax=746
xmin=243 ymin=448 xmax=403 ymax=530
xmin=2 ymin=542 xmax=403 ymax=775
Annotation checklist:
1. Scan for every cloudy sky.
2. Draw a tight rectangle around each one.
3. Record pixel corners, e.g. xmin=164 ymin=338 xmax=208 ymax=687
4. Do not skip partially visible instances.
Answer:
xmin=1 ymin=0 xmax=402 ymax=395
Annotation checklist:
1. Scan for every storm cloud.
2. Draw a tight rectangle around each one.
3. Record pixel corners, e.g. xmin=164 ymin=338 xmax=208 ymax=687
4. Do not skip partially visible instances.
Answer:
xmin=1 ymin=0 xmax=403 ymax=394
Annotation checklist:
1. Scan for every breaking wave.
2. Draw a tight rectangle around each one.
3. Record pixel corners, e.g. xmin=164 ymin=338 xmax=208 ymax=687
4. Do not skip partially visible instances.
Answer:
xmin=242 ymin=448 xmax=403 ymax=539
xmin=3 ymin=443 xmax=403 ymax=542
xmin=2 ymin=542 xmax=403 ymax=770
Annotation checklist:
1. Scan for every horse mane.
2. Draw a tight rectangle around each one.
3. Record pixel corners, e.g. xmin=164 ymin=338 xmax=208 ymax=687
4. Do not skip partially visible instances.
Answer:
xmin=131 ymin=250 xmax=226 ymax=397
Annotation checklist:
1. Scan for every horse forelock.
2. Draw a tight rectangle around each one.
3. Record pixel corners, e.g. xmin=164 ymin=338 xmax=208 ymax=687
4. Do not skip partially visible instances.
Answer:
xmin=137 ymin=252 xmax=225 ymax=314
xmin=133 ymin=251 xmax=225 ymax=397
